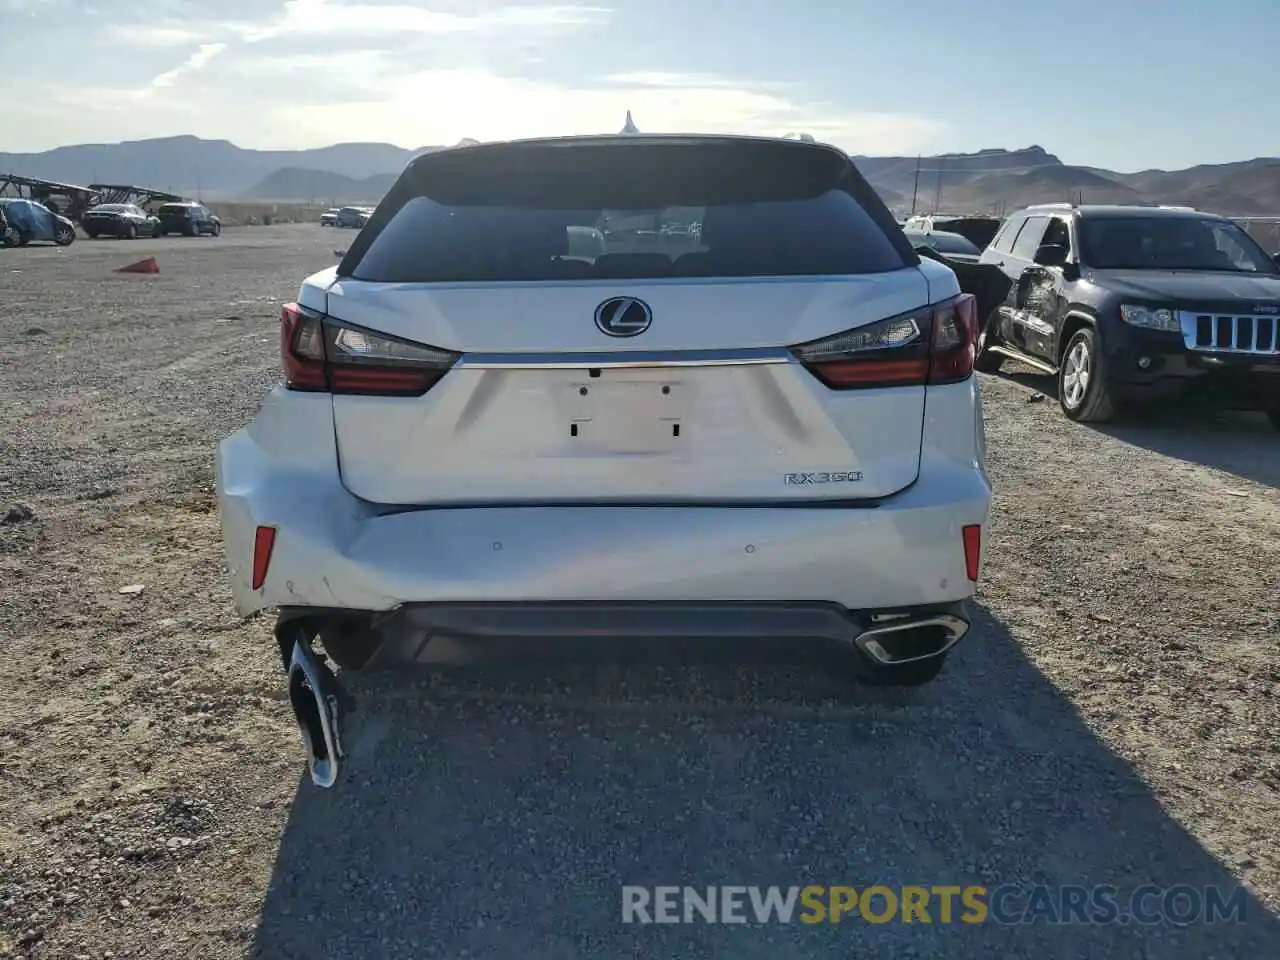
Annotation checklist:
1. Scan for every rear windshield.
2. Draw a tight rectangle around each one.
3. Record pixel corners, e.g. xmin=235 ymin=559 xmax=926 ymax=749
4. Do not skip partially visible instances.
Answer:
xmin=906 ymin=231 xmax=980 ymax=255
xmin=345 ymin=141 xmax=909 ymax=282
xmin=159 ymin=204 xmax=191 ymax=214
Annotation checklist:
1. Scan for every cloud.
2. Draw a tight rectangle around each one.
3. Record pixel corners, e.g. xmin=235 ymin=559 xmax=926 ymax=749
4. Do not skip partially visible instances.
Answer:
xmin=2 ymin=3 xmax=944 ymax=157
xmin=0 ymin=0 xmax=59 ymax=12
xmin=146 ymin=42 xmax=227 ymax=90
xmin=234 ymin=0 xmax=610 ymax=42
xmin=101 ymin=24 xmax=210 ymax=47
xmin=604 ymin=72 xmax=779 ymax=91
xmin=266 ymin=68 xmax=944 ymax=155
xmin=9 ymin=64 xmax=944 ymax=158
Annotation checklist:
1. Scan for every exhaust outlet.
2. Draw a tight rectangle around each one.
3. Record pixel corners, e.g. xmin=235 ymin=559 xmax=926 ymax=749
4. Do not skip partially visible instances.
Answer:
xmin=854 ymin=613 xmax=969 ymax=666
xmin=287 ymin=638 xmax=345 ymax=789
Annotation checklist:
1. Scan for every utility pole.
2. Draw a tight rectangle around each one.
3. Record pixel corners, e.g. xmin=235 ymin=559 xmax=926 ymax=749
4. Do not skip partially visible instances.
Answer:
xmin=910 ymin=155 xmax=921 ymax=215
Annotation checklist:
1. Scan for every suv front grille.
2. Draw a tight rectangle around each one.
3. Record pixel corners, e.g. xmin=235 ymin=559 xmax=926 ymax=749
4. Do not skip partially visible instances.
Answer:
xmin=1179 ymin=311 xmax=1280 ymax=355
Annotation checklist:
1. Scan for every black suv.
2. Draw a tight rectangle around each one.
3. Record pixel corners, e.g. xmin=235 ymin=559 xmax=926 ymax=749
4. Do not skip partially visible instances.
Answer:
xmin=156 ymin=201 xmax=222 ymax=237
xmin=976 ymin=204 xmax=1280 ymax=425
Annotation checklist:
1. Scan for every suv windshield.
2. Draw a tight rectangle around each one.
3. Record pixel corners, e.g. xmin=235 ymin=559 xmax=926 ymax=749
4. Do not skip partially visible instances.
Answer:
xmin=346 ymin=140 xmax=909 ymax=282
xmin=1080 ymin=216 xmax=1279 ymax=274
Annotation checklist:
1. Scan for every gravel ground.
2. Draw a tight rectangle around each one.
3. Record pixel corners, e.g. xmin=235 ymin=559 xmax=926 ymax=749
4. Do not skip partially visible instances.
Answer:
xmin=0 ymin=226 xmax=1278 ymax=959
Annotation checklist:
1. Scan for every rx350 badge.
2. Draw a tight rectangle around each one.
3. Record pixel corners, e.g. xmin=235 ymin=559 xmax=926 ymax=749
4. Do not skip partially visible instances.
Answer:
xmin=784 ymin=471 xmax=864 ymax=485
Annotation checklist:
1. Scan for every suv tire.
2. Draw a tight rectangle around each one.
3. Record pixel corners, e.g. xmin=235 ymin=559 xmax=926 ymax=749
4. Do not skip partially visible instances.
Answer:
xmin=973 ymin=310 xmax=1006 ymax=373
xmin=1059 ymin=327 xmax=1116 ymax=422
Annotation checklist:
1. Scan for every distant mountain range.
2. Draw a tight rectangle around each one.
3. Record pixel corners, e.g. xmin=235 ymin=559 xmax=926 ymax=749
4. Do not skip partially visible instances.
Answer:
xmin=3 ymin=136 xmax=1280 ymax=216
xmin=0 ymin=135 xmax=442 ymax=198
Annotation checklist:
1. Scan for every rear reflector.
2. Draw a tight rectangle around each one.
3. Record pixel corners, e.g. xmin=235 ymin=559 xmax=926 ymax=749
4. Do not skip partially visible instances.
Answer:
xmin=280 ymin=302 xmax=460 ymax=396
xmin=789 ymin=293 xmax=978 ymax=389
xmin=251 ymin=525 xmax=276 ymax=591
xmin=962 ymin=524 xmax=981 ymax=582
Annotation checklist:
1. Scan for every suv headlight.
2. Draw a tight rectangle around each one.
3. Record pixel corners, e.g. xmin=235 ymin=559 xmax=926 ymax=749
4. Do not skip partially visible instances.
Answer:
xmin=1120 ymin=304 xmax=1179 ymax=332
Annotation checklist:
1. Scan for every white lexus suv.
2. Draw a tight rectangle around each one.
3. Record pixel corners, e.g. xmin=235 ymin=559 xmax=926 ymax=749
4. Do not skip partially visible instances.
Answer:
xmin=216 ymin=134 xmax=992 ymax=787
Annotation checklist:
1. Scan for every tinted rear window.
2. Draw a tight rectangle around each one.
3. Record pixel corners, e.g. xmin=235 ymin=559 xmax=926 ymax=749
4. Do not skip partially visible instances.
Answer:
xmin=346 ymin=141 xmax=908 ymax=283
xmin=159 ymin=204 xmax=190 ymax=214
xmin=906 ymin=231 xmax=980 ymax=255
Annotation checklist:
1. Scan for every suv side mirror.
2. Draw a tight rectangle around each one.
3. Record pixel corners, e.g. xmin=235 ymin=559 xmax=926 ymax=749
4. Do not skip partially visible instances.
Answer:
xmin=1272 ymin=252 xmax=1280 ymax=267
xmin=1034 ymin=243 xmax=1068 ymax=267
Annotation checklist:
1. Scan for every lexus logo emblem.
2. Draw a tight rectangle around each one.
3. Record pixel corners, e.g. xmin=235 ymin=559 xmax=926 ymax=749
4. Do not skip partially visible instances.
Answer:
xmin=594 ymin=296 xmax=653 ymax=337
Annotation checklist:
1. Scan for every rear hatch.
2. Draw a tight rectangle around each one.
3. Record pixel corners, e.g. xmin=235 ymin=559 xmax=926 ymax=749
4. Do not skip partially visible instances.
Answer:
xmin=308 ymin=137 xmax=951 ymax=506
xmin=158 ymin=204 xmax=191 ymax=224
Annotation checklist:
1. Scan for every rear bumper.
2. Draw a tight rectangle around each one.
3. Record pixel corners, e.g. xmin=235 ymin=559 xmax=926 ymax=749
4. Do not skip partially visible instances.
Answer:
xmin=216 ymin=384 xmax=991 ymax=618
xmin=280 ymin=599 xmax=972 ymax=669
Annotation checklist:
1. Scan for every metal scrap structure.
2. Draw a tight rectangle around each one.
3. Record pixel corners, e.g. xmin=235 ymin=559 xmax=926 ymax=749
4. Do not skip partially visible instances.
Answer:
xmin=89 ymin=183 xmax=186 ymax=209
xmin=0 ymin=174 xmax=188 ymax=222
xmin=0 ymin=173 xmax=99 ymax=220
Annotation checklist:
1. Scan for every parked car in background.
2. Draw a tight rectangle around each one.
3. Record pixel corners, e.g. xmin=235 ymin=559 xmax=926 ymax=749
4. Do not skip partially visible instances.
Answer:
xmin=335 ymin=206 xmax=373 ymax=228
xmin=82 ymin=203 xmax=162 ymax=239
xmin=156 ymin=201 xmax=222 ymax=237
xmin=0 ymin=198 xmax=76 ymax=247
xmin=903 ymin=228 xmax=983 ymax=263
xmin=321 ymin=208 xmax=340 ymax=227
xmin=976 ymin=203 xmax=1280 ymax=425
xmin=903 ymin=214 xmax=1003 ymax=251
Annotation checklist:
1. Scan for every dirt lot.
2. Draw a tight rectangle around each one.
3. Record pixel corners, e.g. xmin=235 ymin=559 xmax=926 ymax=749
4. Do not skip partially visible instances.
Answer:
xmin=1 ymin=226 xmax=1278 ymax=959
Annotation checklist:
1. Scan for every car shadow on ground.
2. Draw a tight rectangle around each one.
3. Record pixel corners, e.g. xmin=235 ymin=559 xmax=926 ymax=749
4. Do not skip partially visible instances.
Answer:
xmin=251 ymin=605 xmax=1280 ymax=959
xmin=997 ymin=369 xmax=1280 ymax=490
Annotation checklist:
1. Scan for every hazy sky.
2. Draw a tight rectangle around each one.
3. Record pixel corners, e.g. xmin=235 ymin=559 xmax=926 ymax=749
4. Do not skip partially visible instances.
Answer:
xmin=2 ymin=0 xmax=1277 ymax=170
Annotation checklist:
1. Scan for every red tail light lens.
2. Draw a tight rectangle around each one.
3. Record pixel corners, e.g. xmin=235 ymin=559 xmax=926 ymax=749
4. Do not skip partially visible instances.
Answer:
xmin=962 ymin=523 xmax=981 ymax=582
xmin=280 ymin=302 xmax=459 ymax=396
xmin=251 ymin=525 xmax=276 ymax=591
xmin=928 ymin=294 xmax=978 ymax=385
xmin=281 ymin=304 xmax=326 ymax=390
xmin=790 ymin=293 xmax=978 ymax=389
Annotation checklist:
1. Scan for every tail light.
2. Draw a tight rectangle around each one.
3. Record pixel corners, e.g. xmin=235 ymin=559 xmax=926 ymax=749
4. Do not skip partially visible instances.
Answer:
xmin=280 ymin=302 xmax=459 ymax=397
xmin=789 ymin=293 xmax=978 ymax=389
xmin=962 ymin=523 xmax=981 ymax=582
xmin=251 ymin=525 xmax=276 ymax=591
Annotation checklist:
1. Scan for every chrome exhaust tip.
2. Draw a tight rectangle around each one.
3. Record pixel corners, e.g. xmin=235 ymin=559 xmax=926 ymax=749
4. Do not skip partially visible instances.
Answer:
xmin=287 ymin=638 xmax=345 ymax=789
xmin=853 ymin=613 xmax=970 ymax=666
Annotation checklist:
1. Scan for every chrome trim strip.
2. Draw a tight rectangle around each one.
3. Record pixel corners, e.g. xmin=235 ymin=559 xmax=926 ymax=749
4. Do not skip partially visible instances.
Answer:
xmin=457 ymin=347 xmax=794 ymax=369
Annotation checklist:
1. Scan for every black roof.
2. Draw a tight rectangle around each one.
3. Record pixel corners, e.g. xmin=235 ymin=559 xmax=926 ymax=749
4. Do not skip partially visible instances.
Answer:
xmin=910 ymin=213 xmax=1000 ymax=222
xmin=903 ymin=227 xmax=974 ymax=241
xmin=408 ymin=132 xmax=851 ymax=169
